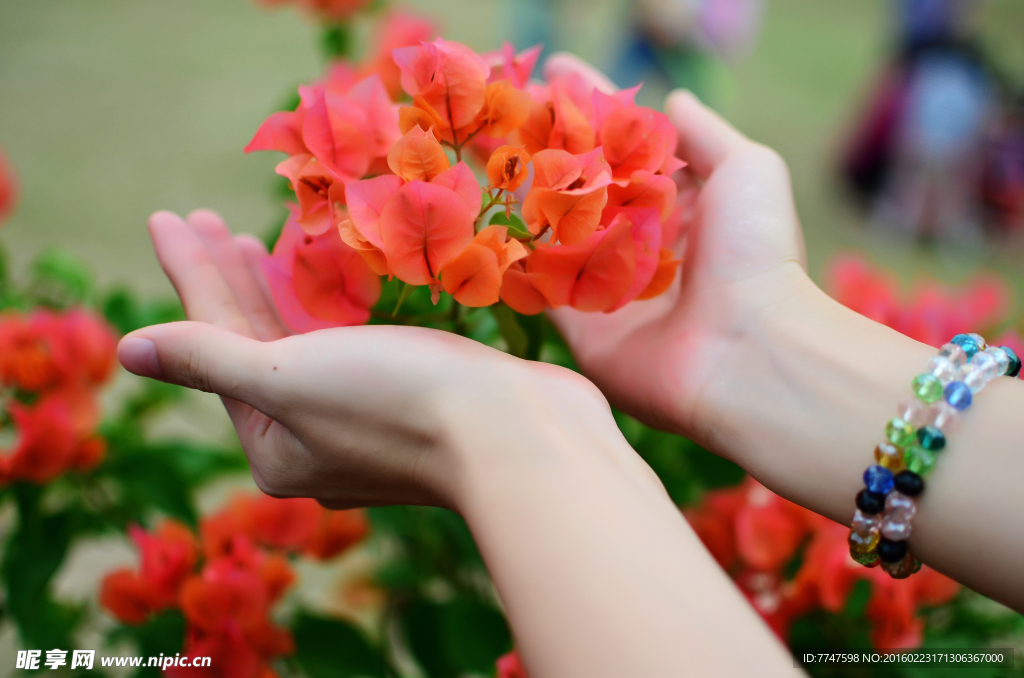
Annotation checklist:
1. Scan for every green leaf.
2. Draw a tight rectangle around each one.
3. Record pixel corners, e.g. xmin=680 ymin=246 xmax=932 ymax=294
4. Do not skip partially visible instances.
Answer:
xmin=29 ymin=249 xmax=93 ymax=307
xmin=403 ymin=597 xmax=511 ymax=678
xmin=393 ymin=281 xmax=415 ymax=316
xmin=321 ymin=23 xmax=356 ymax=60
xmin=490 ymin=304 xmax=544 ymax=360
xmin=106 ymin=610 xmax=185 ymax=678
xmin=488 ymin=211 xmax=531 ymax=239
xmin=293 ymin=613 xmax=386 ymax=678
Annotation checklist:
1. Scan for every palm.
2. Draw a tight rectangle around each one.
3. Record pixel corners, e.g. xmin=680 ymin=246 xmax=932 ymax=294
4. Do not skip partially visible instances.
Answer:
xmin=547 ymin=76 xmax=806 ymax=436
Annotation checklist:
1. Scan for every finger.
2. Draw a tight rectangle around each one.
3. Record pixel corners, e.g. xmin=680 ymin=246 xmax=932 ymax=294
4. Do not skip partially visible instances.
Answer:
xmin=149 ymin=211 xmax=257 ymax=338
xmin=186 ymin=209 xmax=289 ymax=341
xmin=234 ymin=234 xmax=288 ymax=335
xmin=543 ymin=52 xmax=618 ymax=94
xmin=665 ymin=90 xmax=750 ymax=180
xmin=119 ymin=321 xmax=279 ymax=416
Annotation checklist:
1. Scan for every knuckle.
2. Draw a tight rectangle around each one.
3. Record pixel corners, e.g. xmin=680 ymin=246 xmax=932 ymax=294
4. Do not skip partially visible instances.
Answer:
xmin=182 ymin=347 xmax=213 ymax=393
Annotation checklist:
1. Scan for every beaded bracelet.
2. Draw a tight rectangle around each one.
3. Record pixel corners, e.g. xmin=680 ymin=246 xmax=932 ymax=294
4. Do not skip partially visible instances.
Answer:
xmin=848 ymin=333 xmax=1021 ymax=579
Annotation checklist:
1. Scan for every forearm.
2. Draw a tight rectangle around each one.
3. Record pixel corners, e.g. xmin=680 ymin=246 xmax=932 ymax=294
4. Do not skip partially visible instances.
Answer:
xmin=696 ymin=273 xmax=1024 ymax=610
xmin=455 ymin=414 xmax=799 ymax=678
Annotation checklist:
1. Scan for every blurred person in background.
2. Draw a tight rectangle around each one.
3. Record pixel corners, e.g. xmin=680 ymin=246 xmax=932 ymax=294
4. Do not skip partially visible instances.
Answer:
xmin=980 ymin=95 xmax=1024 ymax=235
xmin=841 ymin=0 xmax=1006 ymax=243
xmin=610 ymin=0 xmax=764 ymax=104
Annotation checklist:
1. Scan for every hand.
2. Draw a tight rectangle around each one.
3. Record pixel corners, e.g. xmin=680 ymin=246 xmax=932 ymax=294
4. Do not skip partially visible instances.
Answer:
xmin=543 ymin=55 xmax=811 ymax=445
xmin=119 ymin=210 xmax=616 ymax=510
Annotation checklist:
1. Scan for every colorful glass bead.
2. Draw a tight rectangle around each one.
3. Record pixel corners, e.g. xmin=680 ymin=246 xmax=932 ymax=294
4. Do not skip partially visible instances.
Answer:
xmin=856 ymin=489 xmax=886 ymax=514
xmin=911 ymin=559 xmax=923 ymax=574
xmin=966 ymin=333 xmax=987 ymax=350
xmin=985 ymin=347 xmax=1010 ymax=376
xmin=911 ymin=373 xmax=943 ymax=403
xmin=885 ymin=492 xmax=917 ymax=521
xmin=885 ymin=417 xmax=916 ymax=447
xmin=894 ymin=470 xmax=924 ymax=496
xmin=931 ymin=400 xmax=959 ymax=430
xmin=950 ymin=334 xmax=980 ymax=359
xmin=897 ymin=398 xmax=931 ymax=428
xmin=964 ymin=367 xmax=989 ymax=394
xmin=1003 ymin=346 xmax=1021 ymax=378
xmin=851 ymin=509 xmax=881 ymax=536
xmin=943 ymin=381 xmax=972 ymax=410
xmin=874 ymin=442 xmax=904 ymax=472
xmin=876 ymin=536 xmax=908 ymax=563
xmin=916 ymin=425 xmax=945 ymax=451
xmin=849 ymin=529 xmax=879 ymax=554
xmin=851 ymin=549 xmax=879 ymax=566
xmin=881 ymin=551 xmax=916 ymax=579
xmin=939 ymin=343 xmax=967 ymax=367
xmin=927 ymin=356 xmax=958 ymax=384
xmin=881 ymin=515 xmax=912 ymax=541
xmin=904 ymin=445 xmax=935 ymax=476
xmin=863 ymin=465 xmax=894 ymax=495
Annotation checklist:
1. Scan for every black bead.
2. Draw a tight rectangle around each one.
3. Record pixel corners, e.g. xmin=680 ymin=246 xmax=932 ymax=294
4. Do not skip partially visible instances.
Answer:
xmin=1002 ymin=346 xmax=1021 ymax=378
xmin=877 ymin=537 xmax=908 ymax=563
xmin=894 ymin=471 xmax=924 ymax=497
xmin=856 ymin=489 xmax=886 ymax=514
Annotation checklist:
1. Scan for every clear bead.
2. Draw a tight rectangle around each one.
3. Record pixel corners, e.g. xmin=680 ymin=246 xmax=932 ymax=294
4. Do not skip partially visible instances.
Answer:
xmin=972 ymin=351 xmax=998 ymax=379
xmin=984 ymin=347 xmax=1009 ymax=377
xmin=939 ymin=343 xmax=967 ymax=368
xmin=885 ymin=492 xmax=917 ymax=521
xmin=851 ymin=509 xmax=881 ymax=536
xmin=897 ymin=398 xmax=931 ymax=428
xmin=932 ymin=400 xmax=959 ymax=430
xmin=964 ymin=366 xmax=988 ymax=393
xmin=966 ymin=333 xmax=987 ymax=350
xmin=927 ymin=356 xmax=958 ymax=384
xmin=881 ymin=516 xmax=912 ymax=541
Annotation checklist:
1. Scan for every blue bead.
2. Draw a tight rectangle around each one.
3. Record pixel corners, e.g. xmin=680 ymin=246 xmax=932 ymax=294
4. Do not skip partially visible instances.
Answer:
xmin=944 ymin=381 xmax=972 ymax=410
xmin=951 ymin=334 xmax=980 ymax=359
xmin=863 ymin=465 xmax=894 ymax=495
xmin=1002 ymin=346 xmax=1021 ymax=378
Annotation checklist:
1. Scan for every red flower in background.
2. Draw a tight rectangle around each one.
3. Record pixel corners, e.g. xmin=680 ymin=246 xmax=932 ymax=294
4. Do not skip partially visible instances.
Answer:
xmin=826 ymin=254 xmax=1010 ymax=348
xmin=496 ymin=650 xmax=529 ymax=678
xmin=255 ymin=0 xmax=371 ymax=22
xmin=0 ymin=309 xmax=117 ymax=485
xmin=684 ymin=478 xmax=959 ymax=647
xmin=0 ymin=148 xmax=18 ymax=225
xmin=102 ymin=493 xmax=369 ymax=678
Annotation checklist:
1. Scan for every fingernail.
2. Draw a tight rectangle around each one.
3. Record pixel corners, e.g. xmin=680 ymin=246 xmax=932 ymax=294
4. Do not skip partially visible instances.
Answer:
xmin=118 ymin=337 xmax=163 ymax=379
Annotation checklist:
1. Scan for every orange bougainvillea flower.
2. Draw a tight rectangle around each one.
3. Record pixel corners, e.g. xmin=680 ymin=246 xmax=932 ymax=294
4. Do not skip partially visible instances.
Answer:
xmin=244 ymin=496 xmax=322 ymax=552
xmin=0 ymin=148 xmax=19 ymax=225
xmin=339 ymin=174 xmax=403 ymax=276
xmin=483 ymin=42 xmax=542 ymax=89
xmin=303 ymin=508 xmax=370 ymax=560
xmin=61 ymin=308 xmax=118 ymax=385
xmin=100 ymin=569 xmax=157 ymax=625
xmin=499 ymin=260 xmax=547 ymax=316
xmin=387 ymin=126 xmax=451 ymax=182
xmin=131 ymin=520 xmax=198 ymax=608
xmin=512 ymin=98 xmax=555 ymax=157
xmin=495 ymin=651 xmax=529 ymax=678
xmin=179 ymin=559 xmax=269 ymax=634
xmin=474 ymin=80 xmax=531 ymax=138
xmin=548 ymin=79 xmax=596 ymax=155
xmin=3 ymin=396 xmax=78 ymax=485
xmin=521 ymin=207 xmax=661 ymax=312
xmin=379 ymin=180 xmax=476 ymax=286
xmin=441 ymin=226 xmax=528 ymax=307
xmin=635 ymin=248 xmax=681 ymax=300
xmin=262 ymin=210 xmax=381 ymax=333
xmin=522 ymin=148 xmax=614 ymax=245
xmin=592 ymin=89 xmax=683 ymax=181
xmin=274 ymin=154 xmax=346 ymax=236
xmin=604 ymin=169 xmax=679 ymax=222
xmin=393 ymin=38 xmax=490 ymax=131
xmin=361 ymin=11 xmax=437 ymax=100
xmin=486 ymin=145 xmax=531 ymax=191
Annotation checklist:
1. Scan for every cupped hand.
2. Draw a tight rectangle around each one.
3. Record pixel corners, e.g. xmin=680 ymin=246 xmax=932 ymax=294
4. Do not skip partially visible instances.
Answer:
xmin=543 ymin=54 xmax=812 ymax=443
xmin=120 ymin=211 xmax=612 ymax=511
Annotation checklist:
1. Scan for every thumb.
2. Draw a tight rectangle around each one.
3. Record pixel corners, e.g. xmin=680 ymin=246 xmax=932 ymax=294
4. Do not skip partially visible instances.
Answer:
xmin=118 ymin=321 xmax=275 ymax=411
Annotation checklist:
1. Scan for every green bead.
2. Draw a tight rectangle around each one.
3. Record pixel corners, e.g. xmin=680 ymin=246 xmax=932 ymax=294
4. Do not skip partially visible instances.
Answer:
xmin=912 ymin=373 xmax=943 ymax=403
xmin=886 ymin=418 xmax=916 ymax=447
xmin=851 ymin=549 xmax=879 ymax=566
xmin=904 ymin=445 xmax=936 ymax=476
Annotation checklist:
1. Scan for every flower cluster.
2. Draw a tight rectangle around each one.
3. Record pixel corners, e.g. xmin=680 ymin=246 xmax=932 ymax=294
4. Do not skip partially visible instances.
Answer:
xmin=826 ymin=254 xmax=1010 ymax=349
xmin=254 ymin=0 xmax=371 ymax=23
xmin=248 ymin=37 xmax=685 ymax=329
xmin=0 ymin=147 xmax=16 ymax=224
xmin=685 ymin=477 xmax=959 ymax=648
xmin=101 ymin=493 xmax=369 ymax=677
xmin=0 ymin=309 xmax=117 ymax=484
